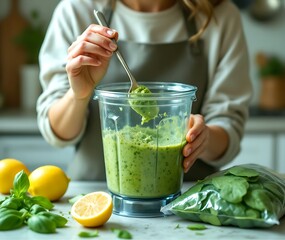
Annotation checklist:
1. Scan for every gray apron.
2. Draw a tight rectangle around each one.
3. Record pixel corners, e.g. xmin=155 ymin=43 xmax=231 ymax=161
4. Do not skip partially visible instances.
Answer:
xmin=67 ymin=4 xmax=218 ymax=181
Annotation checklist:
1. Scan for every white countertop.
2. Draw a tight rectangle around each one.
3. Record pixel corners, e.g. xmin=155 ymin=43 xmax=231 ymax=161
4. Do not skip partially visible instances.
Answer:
xmin=1 ymin=109 xmax=285 ymax=134
xmin=1 ymin=181 xmax=285 ymax=240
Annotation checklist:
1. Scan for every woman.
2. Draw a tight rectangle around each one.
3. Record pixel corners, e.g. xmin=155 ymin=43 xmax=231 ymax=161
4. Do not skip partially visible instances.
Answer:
xmin=37 ymin=0 xmax=252 ymax=180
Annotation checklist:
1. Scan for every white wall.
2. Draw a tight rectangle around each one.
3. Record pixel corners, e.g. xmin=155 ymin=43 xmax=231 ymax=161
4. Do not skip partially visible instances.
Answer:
xmin=1 ymin=0 xmax=284 ymax=106
xmin=240 ymin=6 xmax=285 ymax=105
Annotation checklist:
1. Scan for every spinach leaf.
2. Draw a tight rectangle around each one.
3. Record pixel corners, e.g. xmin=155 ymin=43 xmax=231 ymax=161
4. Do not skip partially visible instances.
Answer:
xmin=78 ymin=231 xmax=99 ymax=238
xmin=112 ymin=228 xmax=132 ymax=239
xmin=161 ymin=164 xmax=285 ymax=228
xmin=244 ymin=189 xmax=272 ymax=211
xmin=187 ymin=224 xmax=207 ymax=230
xmin=226 ymin=166 xmax=259 ymax=179
xmin=212 ymin=176 xmax=249 ymax=203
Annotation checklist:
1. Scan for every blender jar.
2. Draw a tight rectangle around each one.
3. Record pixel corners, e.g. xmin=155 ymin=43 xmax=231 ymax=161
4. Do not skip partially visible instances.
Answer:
xmin=94 ymin=82 xmax=197 ymax=217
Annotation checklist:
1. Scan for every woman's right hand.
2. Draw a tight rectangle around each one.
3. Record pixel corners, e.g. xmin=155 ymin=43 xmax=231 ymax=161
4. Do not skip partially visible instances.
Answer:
xmin=65 ymin=24 xmax=118 ymax=100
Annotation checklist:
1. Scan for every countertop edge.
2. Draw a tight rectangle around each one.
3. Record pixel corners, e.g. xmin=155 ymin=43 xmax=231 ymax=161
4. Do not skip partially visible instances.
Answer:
xmin=0 ymin=111 xmax=285 ymax=134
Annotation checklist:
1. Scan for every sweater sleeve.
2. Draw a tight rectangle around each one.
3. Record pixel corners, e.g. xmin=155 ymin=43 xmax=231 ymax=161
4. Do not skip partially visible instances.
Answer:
xmin=37 ymin=1 xmax=90 ymax=148
xmin=200 ymin=1 xmax=253 ymax=167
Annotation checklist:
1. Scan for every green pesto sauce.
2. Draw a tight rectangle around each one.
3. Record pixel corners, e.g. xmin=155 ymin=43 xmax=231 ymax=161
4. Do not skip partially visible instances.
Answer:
xmin=128 ymin=85 xmax=159 ymax=124
xmin=103 ymin=117 xmax=186 ymax=198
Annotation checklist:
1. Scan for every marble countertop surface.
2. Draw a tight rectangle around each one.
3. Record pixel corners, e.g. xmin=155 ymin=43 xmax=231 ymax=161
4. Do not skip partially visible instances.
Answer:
xmin=1 ymin=181 xmax=284 ymax=240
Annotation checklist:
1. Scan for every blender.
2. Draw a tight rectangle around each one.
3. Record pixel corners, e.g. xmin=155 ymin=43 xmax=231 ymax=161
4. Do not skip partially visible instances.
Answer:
xmin=95 ymin=82 xmax=197 ymax=217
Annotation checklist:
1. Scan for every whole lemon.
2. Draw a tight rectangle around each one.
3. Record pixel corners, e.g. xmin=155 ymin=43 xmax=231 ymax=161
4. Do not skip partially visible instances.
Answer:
xmin=0 ymin=158 xmax=30 ymax=194
xmin=28 ymin=165 xmax=70 ymax=201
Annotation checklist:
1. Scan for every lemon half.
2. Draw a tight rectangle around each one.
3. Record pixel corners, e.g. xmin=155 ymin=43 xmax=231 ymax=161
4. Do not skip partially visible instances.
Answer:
xmin=71 ymin=191 xmax=113 ymax=227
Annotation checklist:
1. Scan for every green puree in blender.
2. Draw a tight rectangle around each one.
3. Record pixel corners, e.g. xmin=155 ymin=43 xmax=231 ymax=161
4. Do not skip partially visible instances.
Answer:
xmin=129 ymin=85 xmax=159 ymax=124
xmin=103 ymin=117 xmax=186 ymax=198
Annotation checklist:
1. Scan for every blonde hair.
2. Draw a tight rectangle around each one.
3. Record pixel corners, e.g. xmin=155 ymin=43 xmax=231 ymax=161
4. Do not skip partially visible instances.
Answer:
xmin=181 ymin=0 xmax=225 ymax=42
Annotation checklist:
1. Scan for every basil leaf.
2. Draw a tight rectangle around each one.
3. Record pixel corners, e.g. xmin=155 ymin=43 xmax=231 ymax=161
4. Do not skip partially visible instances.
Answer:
xmin=0 ymin=213 xmax=24 ymax=230
xmin=112 ymin=228 xmax=132 ymax=239
xmin=31 ymin=196 xmax=54 ymax=210
xmin=13 ymin=170 xmax=30 ymax=198
xmin=29 ymin=204 xmax=47 ymax=214
xmin=78 ymin=231 xmax=99 ymax=238
xmin=0 ymin=197 xmax=23 ymax=210
xmin=38 ymin=212 xmax=68 ymax=228
xmin=27 ymin=215 xmax=56 ymax=233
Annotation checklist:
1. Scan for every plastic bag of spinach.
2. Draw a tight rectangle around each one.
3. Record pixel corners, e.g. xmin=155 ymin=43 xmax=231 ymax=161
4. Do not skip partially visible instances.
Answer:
xmin=161 ymin=164 xmax=285 ymax=228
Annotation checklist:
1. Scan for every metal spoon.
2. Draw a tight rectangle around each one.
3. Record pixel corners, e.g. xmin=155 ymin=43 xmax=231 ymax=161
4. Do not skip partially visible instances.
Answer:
xmin=94 ymin=10 xmax=138 ymax=93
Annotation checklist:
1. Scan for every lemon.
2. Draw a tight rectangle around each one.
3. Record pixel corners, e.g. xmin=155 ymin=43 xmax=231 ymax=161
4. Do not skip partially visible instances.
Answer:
xmin=71 ymin=191 xmax=113 ymax=227
xmin=28 ymin=165 xmax=70 ymax=201
xmin=0 ymin=158 xmax=30 ymax=194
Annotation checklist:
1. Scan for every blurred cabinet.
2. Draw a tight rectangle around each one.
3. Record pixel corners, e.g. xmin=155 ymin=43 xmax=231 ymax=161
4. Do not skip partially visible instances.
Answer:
xmin=0 ymin=136 xmax=74 ymax=171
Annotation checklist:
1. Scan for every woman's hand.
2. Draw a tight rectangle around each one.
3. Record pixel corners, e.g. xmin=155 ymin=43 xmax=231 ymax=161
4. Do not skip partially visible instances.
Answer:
xmin=65 ymin=24 xmax=118 ymax=100
xmin=182 ymin=114 xmax=230 ymax=173
xmin=183 ymin=114 xmax=210 ymax=173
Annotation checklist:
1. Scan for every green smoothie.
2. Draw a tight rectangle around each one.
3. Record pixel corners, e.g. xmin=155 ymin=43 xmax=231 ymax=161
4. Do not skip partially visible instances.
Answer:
xmin=128 ymin=85 xmax=159 ymax=124
xmin=102 ymin=117 xmax=186 ymax=198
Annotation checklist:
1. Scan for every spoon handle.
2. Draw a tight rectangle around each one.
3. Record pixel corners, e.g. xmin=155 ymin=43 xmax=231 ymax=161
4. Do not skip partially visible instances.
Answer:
xmin=93 ymin=10 xmax=138 ymax=91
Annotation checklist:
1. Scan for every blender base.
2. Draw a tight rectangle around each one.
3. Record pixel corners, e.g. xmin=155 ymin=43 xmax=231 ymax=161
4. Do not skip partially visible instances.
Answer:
xmin=111 ymin=191 xmax=181 ymax=218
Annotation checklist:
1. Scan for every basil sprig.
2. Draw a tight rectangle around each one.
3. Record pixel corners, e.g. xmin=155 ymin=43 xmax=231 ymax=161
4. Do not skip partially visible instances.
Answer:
xmin=0 ymin=170 xmax=68 ymax=233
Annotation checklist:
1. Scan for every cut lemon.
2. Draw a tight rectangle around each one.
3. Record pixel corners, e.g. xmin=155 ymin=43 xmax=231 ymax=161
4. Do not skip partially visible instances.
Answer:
xmin=71 ymin=191 xmax=113 ymax=227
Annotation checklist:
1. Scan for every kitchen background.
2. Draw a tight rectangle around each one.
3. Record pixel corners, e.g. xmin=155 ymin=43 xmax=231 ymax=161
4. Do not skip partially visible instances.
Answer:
xmin=0 ymin=0 xmax=285 ymax=172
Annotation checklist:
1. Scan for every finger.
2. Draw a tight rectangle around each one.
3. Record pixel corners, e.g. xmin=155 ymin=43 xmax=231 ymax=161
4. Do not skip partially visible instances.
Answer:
xmin=66 ymin=55 xmax=102 ymax=74
xmin=68 ymin=40 xmax=113 ymax=60
xmin=68 ymin=25 xmax=117 ymax=54
xmin=79 ymin=24 xmax=117 ymax=50
xmin=186 ymin=114 xmax=205 ymax=142
xmin=188 ymin=114 xmax=195 ymax=128
xmin=183 ymin=142 xmax=205 ymax=173
xmin=87 ymin=24 xmax=118 ymax=40
xmin=183 ymin=125 xmax=208 ymax=158
xmin=183 ymin=155 xmax=195 ymax=173
xmin=182 ymin=143 xmax=192 ymax=157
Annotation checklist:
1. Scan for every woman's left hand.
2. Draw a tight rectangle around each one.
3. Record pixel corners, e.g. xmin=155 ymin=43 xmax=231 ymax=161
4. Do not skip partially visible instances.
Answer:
xmin=182 ymin=114 xmax=210 ymax=173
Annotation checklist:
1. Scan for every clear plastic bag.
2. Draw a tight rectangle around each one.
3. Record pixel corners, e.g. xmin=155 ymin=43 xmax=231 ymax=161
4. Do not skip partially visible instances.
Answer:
xmin=161 ymin=164 xmax=285 ymax=228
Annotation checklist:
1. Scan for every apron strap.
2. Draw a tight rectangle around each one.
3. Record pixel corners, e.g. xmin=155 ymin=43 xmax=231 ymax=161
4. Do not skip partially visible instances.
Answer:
xmin=102 ymin=6 xmax=114 ymax=26
xmin=180 ymin=3 xmax=204 ymax=56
